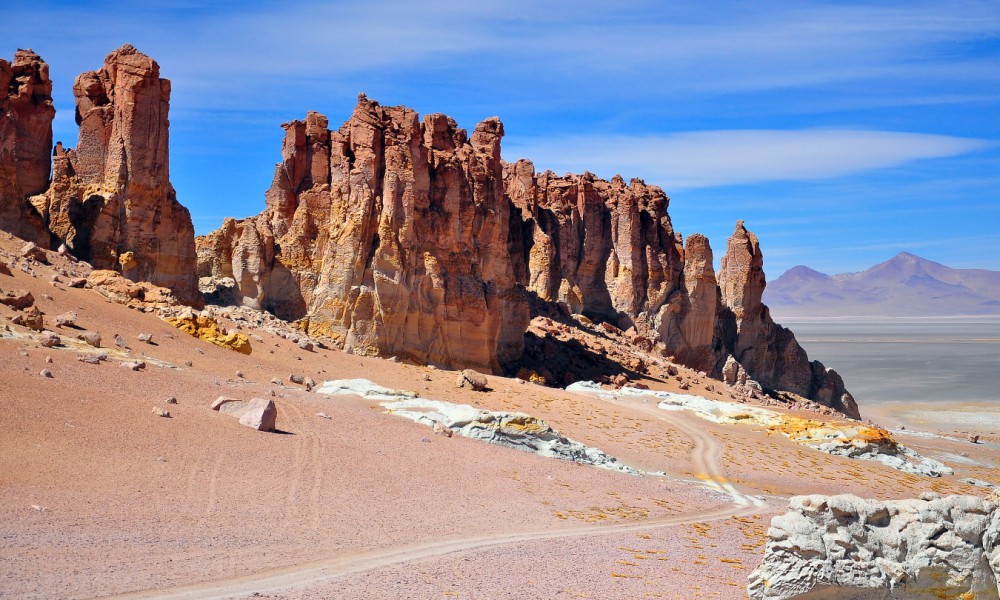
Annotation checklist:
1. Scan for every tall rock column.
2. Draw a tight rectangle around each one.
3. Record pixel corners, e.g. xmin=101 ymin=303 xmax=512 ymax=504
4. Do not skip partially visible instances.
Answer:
xmin=0 ymin=49 xmax=53 ymax=246
xmin=40 ymin=44 xmax=200 ymax=305
xmin=197 ymin=96 xmax=529 ymax=372
xmin=656 ymin=233 xmax=722 ymax=372
xmin=504 ymin=160 xmax=682 ymax=329
xmin=719 ymin=220 xmax=858 ymax=417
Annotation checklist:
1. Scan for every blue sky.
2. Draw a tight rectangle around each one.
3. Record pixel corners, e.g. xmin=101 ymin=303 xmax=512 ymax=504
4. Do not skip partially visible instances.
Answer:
xmin=6 ymin=0 xmax=1000 ymax=277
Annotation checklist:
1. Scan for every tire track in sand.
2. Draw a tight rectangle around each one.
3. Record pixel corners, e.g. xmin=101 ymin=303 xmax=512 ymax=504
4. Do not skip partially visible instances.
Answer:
xmin=102 ymin=394 xmax=771 ymax=600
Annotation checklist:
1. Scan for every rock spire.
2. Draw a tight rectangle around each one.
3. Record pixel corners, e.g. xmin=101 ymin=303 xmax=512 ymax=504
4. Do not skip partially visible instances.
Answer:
xmin=37 ymin=44 xmax=200 ymax=305
xmin=0 ymin=49 xmax=54 ymax=245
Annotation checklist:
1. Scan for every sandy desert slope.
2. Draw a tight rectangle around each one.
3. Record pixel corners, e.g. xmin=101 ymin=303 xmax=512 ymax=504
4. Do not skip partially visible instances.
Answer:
xmin=1 ymin=231 xmax=997 ymax=600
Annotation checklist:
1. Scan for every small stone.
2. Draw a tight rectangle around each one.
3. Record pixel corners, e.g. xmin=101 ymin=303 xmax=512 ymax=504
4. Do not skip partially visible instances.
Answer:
xmin=969 ymin=434 xmax=980 ymax=444
xmin=678 ymin=380 xmax=690 ymax=390
xmin=45 ymin=356 xmax=52 ymax=364
xmin=122 ymin=360 xmax=145 ymax=371
xmin=184 ymin=360 xmax=193 ymax=367
xmin=137 ymin=333 xmax=153 ymax=343
xmin=38 ymin=332 xmax=60 ymax=348
xmin=40 ymin=368 xmax=52 ymax=378
xmin=289 ymin=374 xmax=304 ymax=385
xmin=114 ymin=334 xmax=126 ymax=347
xmin=236 ymin=370 xmax=244 ymax=378
xmin=54 ymin=311 xmax=78 ymax=327
xmin=1 ymin=289 xmax=34 ymax=310
xmin=316 ymin=412 xmax=332 ymax=420
xmin=78 ymin=331 xmax=101 ymax=347
xmin=166 ymin=397 xmax=178 ymax=404
xmin=271 ymin=376 xmax=283 ymax=385
xmin=77 ymin=355 xmax=101 ymax=365
xmin=423 ymin=374 xmax=432 ymax=382
xmin=152 ymin=407 xmax=171 ymax=418
xmin=68 ymin=277 xmax=87 ymax=288
xmin=298 ymin=340 xmax=314 ymax=351
xmin=455 ymin=369 xmax=488 ymax=391
xmin=20 ymin=242 xmax=46 ymax=263
xmin=432 ymin=421 xmax=454 ymax=438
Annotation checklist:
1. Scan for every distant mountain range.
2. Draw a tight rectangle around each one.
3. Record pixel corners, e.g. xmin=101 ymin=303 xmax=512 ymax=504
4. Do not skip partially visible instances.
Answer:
xmin=764 ymin=252 xmax=1000 ymax=317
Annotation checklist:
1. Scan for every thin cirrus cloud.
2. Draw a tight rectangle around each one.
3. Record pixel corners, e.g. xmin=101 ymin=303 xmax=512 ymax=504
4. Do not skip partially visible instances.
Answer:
xmin=9 ymin=0 xmax=998 ymax=113
xmin=504 ymin=129 xmax=993 ymax=190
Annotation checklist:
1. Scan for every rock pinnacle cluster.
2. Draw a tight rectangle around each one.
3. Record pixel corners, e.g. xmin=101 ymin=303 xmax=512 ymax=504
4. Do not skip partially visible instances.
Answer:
xmin=1 ymin=45 xmax=855 ymax=415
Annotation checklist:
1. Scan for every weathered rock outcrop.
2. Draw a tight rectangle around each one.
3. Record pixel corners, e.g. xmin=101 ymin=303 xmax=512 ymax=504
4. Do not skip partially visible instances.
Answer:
xmin=0 ymin=49 xmax=54 ymax=245
xmin=196 ymin=96 xmax=854 ymax=411
xmin=748 ymin=493 xmax=1000 ymax=599
xmin=505 ymin=166 xmax=854 ymax=415
xmin=35 ymin=44 xmax=199 ymax=305
xmin=198 ymin=97 xmax=528 ymax=372
xmin=719 ymin=221 xmax=857 ymax=417
xmin=504 ymin=161 xmax=683 ymax=323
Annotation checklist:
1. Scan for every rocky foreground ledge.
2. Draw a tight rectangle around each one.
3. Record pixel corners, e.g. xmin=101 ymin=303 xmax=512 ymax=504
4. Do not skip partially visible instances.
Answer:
xmin=748 ymin=493 xmax=1000 ymax=599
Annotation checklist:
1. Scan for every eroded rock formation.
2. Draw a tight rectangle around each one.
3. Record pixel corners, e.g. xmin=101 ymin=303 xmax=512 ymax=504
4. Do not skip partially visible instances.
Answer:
xmin=504 ymin=166 xmax=854 ymax=415
xmin=504 ymin=161 xmax=682 ymax=323
xmin=748 ymin=493 xmax=1000 ymax=599
xmin=719 ymin=221 xmax=857 ymax=417
xmin=35 ymin=44 xmax=199 ymax=305
xmin=0 ymin=49 xmax=54 ymax=245
xmin=197 ymin=96 xmax=855 ymax=413
xmin=198 ymin=98 xmax=528 ymax=372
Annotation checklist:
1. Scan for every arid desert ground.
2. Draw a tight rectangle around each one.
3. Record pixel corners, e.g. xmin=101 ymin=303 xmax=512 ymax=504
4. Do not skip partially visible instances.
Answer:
xmin=2 ymin=231 xmax=997 ymax=600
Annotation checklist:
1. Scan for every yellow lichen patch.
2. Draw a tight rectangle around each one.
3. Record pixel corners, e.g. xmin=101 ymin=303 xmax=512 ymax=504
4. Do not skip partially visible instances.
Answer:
xmin=767 ymin=414 xmax=897 ymax=450
xmin=494 ymin=415 xmax=549 ymax=435
xmin=118 ymin=251 xmax=137 ymax=269
xmin=516 ymin=368 xmax=548 ymax=385
xmin=164 ymin=314 xmax=253 ymax=355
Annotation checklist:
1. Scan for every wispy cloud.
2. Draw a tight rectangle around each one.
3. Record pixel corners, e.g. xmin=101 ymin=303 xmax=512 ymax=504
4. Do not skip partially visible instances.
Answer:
xmin=8 ymin=0 xmax=999 ymax=114
xmin=504 ymin=129 xmax=992 ymax=189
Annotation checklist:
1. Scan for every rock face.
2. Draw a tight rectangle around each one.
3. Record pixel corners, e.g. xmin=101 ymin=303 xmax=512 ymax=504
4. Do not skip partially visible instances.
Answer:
xmin=718 ymin=221 xmax=857 ymax=417
xmin=748 ymin=494 xmax=1000 ymax=599
xmin=195 ymin=96 xmax=853 ymax=411
xmin=197 ymin=97 xmax=528 ymax=372
xmin=0 ymin=49 xmax=54 ymax=246
xmin=35 ymin=44 xmax=199 ymax=305
xmin=504 ymin=161 xmax=683 ymax=325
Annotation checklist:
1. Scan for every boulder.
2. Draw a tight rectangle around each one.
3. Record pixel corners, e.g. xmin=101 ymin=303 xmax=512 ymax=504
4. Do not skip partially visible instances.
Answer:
xmin=748 ymin=494 xmax=1000 ymax=599
xmin=20 ymin=241 xmax=47 ymax=262
xmin=86 ymin=270 xmax=178 ymax=309
xmin=76 ymin=331 xmax=101 ymax=348
xmin=53 ymin=311 xmax=77 ymax=327
xmin=11 ymin=305 xmax=43 ymax=330
xmin=1 ymin=289 xmax=34 ymax=310
xmin=37 ymin=331 xmax=60 ymax=347
xmin=163 ymin=314 xmax=251 ymax=354
xmin=456 ymin=369 xmax=488 ymax=391
xmin=238 ymin=398 xmax=277 ymax=432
